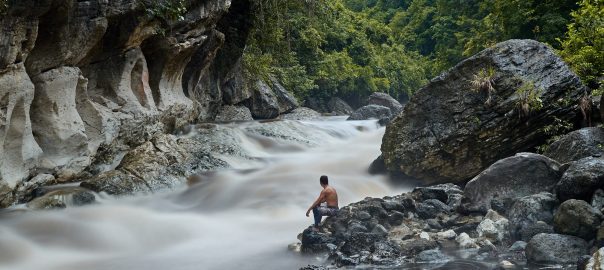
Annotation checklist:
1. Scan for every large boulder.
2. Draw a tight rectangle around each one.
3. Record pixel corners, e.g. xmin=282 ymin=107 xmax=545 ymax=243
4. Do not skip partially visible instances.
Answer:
xmin=214 ymin=105 xmax=253 ymax=122
xmin=247 ymin=80 xmax=281 ymax=119
xmin=367 ymin=92 xmax=403 ymax=115
xmin=544 ymin=127 xmax=604 ymax=164
xmin=461 ymin=153 xmax=563 ymax=213
xmin=328 ymin=97 xmax=354 ymax=115
xmin=347 ymin=105 xmax=392 ymax=121
xmin=270 ymin=77 xmax=298 ymax=114
xmin=556 ymin=157 xmax=604 ymax=202
xmin=525 ymin=233 xmax=588 ymax=264
xmin=381 ymin=40 xmax=586 ymax=184
xmin=553 ymin=199 xmax=601 ymax=240
xmin=280 ymin=107 xmax=321 ymax=121
xmin=507 ymin=192 xmax=558 ymax=237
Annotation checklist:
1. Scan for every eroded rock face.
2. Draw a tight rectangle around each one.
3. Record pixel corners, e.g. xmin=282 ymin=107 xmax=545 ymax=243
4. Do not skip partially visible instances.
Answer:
xmin=0 ymin=0 xmax=253 ymax=206
xmin=381 ymin=39 xmax=586 ymax=184
xmin=461 ymin=153 xmax=563 ymax=213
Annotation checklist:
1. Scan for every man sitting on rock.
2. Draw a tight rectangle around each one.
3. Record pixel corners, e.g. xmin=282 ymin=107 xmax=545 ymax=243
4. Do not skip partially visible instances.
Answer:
xmin=306 ymin=175 xmax=339 ymax=230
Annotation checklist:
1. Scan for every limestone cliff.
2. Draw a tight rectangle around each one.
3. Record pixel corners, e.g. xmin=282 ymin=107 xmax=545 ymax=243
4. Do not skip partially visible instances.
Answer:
xmin=0 ymin=0 xmax=255 ymax=207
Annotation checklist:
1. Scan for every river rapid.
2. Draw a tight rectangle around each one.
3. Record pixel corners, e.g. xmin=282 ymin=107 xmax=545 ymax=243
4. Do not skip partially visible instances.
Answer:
xmin=0 ymin=117 xmax=413 ymax=270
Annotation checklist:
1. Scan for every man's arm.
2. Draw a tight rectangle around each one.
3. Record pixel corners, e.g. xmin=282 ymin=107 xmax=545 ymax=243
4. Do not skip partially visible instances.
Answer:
xmin=306 ymin=191 xmax=326 ymax=217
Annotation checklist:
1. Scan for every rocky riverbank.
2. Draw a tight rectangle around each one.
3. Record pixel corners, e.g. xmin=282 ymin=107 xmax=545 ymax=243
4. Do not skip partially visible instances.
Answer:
xmin=298 ymin=129 xmax=604 ymax=269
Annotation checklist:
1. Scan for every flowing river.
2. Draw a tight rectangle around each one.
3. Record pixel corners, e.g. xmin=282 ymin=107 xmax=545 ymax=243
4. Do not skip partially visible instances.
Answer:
xmin=0 ymin=117 xmax=415 ymax=270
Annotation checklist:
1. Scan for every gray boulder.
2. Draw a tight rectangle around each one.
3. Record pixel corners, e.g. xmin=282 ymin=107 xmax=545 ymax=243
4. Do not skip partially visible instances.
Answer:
xmin=381 ymin=40 xmax=586 ymax=184
xmin=519 ymin=221 xmax=554 ymax=242
xmin=247 ymin=80 xmax=281 ymax=119
xmin=526 ymin=233 xmax=588 ymax=264
xmin=328 ymin=97 xmax=354 ymax=115
xmin=416 ymin=249 xmax=451 ymax=263
xmin=347 ymin=105 xmax=392 ymax=121
xmin=461 ymin=153 xmax=563 ymax=213
xmin=507 ymin=192 xmax=558 ymax=237
xmin=270 ymin=77 xmax=298 ymax=114
xmin=544 ymin=127 xmax=604 ymax=164
xmin=556 ymin=157 xmax=604 ymax=202
xmin=214 ymin=105 xmax=253 ymax=122
xmin=368 ymin=92 xmax=404 ymax=115
xmin=280 ymin=107 xmax=321 ymax=121
xmin=553 ymin=199 xmax=601 ymax=240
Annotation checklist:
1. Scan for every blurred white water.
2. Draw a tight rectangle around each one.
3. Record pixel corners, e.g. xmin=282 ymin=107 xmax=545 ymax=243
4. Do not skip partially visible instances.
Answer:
xmin=0 ymin=118 xmax=411 ymax=270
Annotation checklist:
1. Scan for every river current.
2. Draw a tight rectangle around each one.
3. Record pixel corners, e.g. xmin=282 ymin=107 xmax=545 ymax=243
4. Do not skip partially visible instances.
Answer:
xmin=0 ymin=117 xmax=415 ymax=270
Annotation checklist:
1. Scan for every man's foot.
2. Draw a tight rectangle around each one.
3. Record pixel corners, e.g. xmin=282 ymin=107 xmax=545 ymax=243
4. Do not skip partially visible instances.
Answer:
xmin=311 ymin=225 xmax=320 ymax=232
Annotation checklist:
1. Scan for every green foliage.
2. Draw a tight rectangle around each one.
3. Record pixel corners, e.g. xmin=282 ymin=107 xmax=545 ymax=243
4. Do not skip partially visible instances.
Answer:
xmin=536 ymin=117 xmax=574 ymax=153
xmin=470 ymin=67 xmax=496 ymax=105
xmin=515 ymin=81 xmax=543 ymax=118
xmin=558 ymin=0 xmax=604 ymax=90
xmin=141 ymin=0 xmax=187 ymax=22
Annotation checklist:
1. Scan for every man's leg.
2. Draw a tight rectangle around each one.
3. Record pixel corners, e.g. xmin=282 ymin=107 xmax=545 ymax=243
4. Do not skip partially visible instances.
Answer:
xmin=312 ymin=206 xmax=322 ymax=227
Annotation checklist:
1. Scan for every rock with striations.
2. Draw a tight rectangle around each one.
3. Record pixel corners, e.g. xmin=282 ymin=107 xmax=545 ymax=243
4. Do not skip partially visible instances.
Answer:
xmin=247 ymin=80 xmax=281 ymax=119
xmin=525 ymin=233 xmax=588 ymax=264
xmin=461 ymin=153 xmax=563 ymax=213
xmin=367 ymin=92 xmax=404 ymax=115
xmin=214 ymin=105 xmax=253 ymax=122
xmin=270 ymin=77 xmax=299 ymax=114
xmin=347 ymin=105 xmax=392 ymax=121
xmin=544 ymin=127 xmax=604 ymax=164
xmin=553 ymin=199 xmax=602 ymax=240
xmin=556 ymin=157 xmax=604 ymax=202
xmin=381 ymin=39 xmax=586 ymax=185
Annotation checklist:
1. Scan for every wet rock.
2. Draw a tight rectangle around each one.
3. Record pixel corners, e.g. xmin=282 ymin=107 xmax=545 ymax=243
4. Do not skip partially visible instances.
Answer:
xmin=544 ymin=127 xmax=604 ymax=164
xmin=301 ymin=227 xmax=334 ymax=253
xmin=416 ymin=249 xmax=451 ymax=263
xmin=299 ymin=265 xmax=327 ymax=270
xmin=477 ymin=211 xmax=509 ymax=243
xmin=368 ymin=155 xmax=388 ymax=175
xmin=347 ymin=105 xmax=392 ymax=121
xmin=416 ymin=199 xmax=451 ymax=219
xmin=399 ymin=238 xmax=439 ymax=255
xmin=280 ymin=107 xmax=321 ymax=121
xmin=556 ymin=157 xmax=604 ymax=202
xmin=526 ymin=233 xmax=588 ymax=264
xmin=456 ymin=232 xmax=479 ymax=249
xmin=462 ymin=153 xmax=562 ymax=213
xmin=71 ymin=191 xmax=96 ymax=206
xmin=554 ymin=199 xmax=601 ymax=240
xmin=14 ymin=174 xmax=55 ymax=203
xmin=328 ymin=97 xmax=353 ymax=116
xmin=586 ymin=247 xmax=604 ymax=270
xmin=437 ymin=230 xmax=457 ymax=240
xmin=519 ymin=221 xmax=554 ymax=242
xmin=367 ymin=92 xmax=404 ymax=115
xmin=412 ymin=183 xmax=463 ymax=203
xmin=592 ymin=189 xmax=604 ymax=212
xmin=214 ymin=105 xmax=253 ymax=122
xmin=381 ymin=40 xmax=586 ymax=184
xmin=507 ymin=192 xmax=558 ymax=237
xmin=508 ymin=241 xmax=527 ymax=252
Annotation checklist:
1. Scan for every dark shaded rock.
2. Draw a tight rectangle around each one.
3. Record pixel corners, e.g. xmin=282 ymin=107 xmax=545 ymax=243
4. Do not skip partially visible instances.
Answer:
xmin=592 ymin=189 xmax=604 ymax=212
xmin=214 ymin=105 xmax=253 ymax=122
xmin=519 ymin=221 xmax=554 ymax=242
xmin=347 ymin=105 xmax=392 ymax=121
xmin=544 ymin=127 xmax=604 ymax=164
xmin=416 ymin=199 xmax=452 ymax=219
xmin=280 ymin=107 xmax=321 ymax=121
xmin=412 ymin=183 xmax=463 ymax=204
xmin=247 ymin=80 xmax=280 ymax=119
xmin=554 ymin=199 xmax=602 ymax=240
xmin=367 ymin=92 xmax=404 ymax=115
xmin=328 ymin=97 xmax=354 ymax=115
xmin=369 ymin=155 xmax=388 ymax=175
xmin=507 ymin=192 xmax=558 ymax=237
xmin=461 ymin=153 xmax=562 ymax=213
xmin=489 ymin=197 xmax=516 ymax=216
xmin=526 ymin=233 xmax=588 ymax=264
xmin=301 ymin=227 xmax=334 ymax=253
xmin=556 ymin=157 xmax=604 ymax=202
xmin=340 ymin=232 xmax=386 ymax=255
xmin=71 ymin=191 xmax=96 ymax=206
xmin=269 ymin=77 xmax=298 ymax=114
xmin=381 ymin=40 xmax=586 ymax=184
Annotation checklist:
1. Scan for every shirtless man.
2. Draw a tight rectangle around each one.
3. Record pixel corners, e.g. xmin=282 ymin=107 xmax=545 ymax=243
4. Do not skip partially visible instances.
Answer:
xmin=306 ymin=175 xmax=339 ymax=229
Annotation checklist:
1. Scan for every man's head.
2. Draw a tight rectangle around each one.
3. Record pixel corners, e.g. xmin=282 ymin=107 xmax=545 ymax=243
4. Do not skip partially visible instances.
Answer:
xmin=320 ymin=175 xmax=328 ymax=187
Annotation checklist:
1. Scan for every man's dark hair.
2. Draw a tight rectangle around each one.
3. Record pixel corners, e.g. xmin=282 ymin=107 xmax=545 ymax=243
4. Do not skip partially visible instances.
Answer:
xmin=320 ymin=175 xmax=328 ymax=185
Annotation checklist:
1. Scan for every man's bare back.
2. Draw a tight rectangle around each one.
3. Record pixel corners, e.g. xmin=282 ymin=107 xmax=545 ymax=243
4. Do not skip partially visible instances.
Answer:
xmin=321 ymin=186 xmax=338 ymax=208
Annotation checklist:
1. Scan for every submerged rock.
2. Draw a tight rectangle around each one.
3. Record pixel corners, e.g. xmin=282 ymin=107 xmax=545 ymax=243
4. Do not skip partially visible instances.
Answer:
xmin=416 ymin=249 xmax=451 ymax=263
xmin=525 ymin=233 xmax=588 ymax=264
xmin=461 ymin=153 xmax=562 ymax=213
xmin=381 ymin=39 xmax=586 ymax=184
